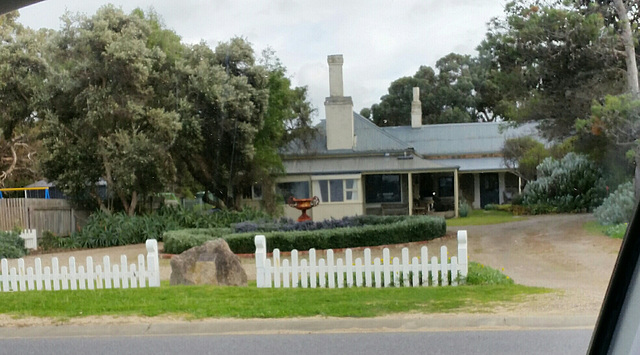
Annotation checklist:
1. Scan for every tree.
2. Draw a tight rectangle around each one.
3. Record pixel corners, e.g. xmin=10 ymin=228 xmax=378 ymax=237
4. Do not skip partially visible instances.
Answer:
xmin=0 ymin=12 xmax=47 ymax=187
xmin=41 ymin=6 xmax=181 ymax=215
xmin=169 ymin=38 xmax=269 ymax=209
xmin=477 ymin=1 xmax=627 ymax=140
xmin=171 ymin=41 xmax=315 ymax=210
xmin=568 ymin=0 xmax=640 ymax=196
xmin=254 ymin=63 xmax=315 ymax=213
xmin=368 ymin=52 xmax=504 ymax=126
xmin=612 ymin=0 xmax=639 ymax=99
xmin=502 ymin=136 xmax=550 ymax=181
xmin=359 ymin=107 xmax=371 ymax=119
xmin=578 ymin=95 xmax=640 ymax=195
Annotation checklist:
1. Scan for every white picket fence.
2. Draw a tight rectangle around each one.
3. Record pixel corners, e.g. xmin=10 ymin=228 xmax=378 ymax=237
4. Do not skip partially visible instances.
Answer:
xmin=255 ymin=230 xmax=468 ymax=288
xmin=0 ymin=239 xmax=161 ymax=292
xmin=19 ymin=229 xmax=37 ymax=250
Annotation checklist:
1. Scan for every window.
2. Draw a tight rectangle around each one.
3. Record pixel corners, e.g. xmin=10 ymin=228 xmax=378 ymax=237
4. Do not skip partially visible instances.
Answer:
xmin=242 ymin=184 xmax=263 ymax=200
xmin=345 ymin=179 xmax=358 ymax=201
xmin=330 ymin=180 xmax=343 ymax=202
xmin=365 ymin=174 xmax=401 ymax=203
xmin=312 ymin=176 xmax=360 ymax=203
xmin=438 ymin=176 xmax=454 ymax=197
xmin=276 ymin=181 xmax=309 ymax=203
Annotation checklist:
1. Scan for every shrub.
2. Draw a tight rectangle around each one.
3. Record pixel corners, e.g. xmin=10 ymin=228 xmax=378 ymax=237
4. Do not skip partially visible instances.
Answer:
xmin=522 ymin=153 xmax=606 ymax=212
xmin=465 ymin=262 xmax=513 ymax=285
xmin=0 ymin=229 xmax=27 ymax=259
xmin=483 ymin=204 xmax=499 ymax=211
xmin=510 ymin=193 xmax=524 ymax=206
xmin=66 ymin=207 xmax=271 ymax=249
xmin=231 ymin=215 xmax=419 ymax=234
xmin=459 ymin=201 xmax=470 ymax=218
xmin=164 ymin=215 xmax=447 ymax=254
xmin=594 ymin=181 xmax=635 ymax=225
xmin=40 ymin=231 xmax=63 ymax=251
xmin=484 ymin=204 xmax=512 ymax=212
xmin=604 ymin=223 xmax=628 ymax=239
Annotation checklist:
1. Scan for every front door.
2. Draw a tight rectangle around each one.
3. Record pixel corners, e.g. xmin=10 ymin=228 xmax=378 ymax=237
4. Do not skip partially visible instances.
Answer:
xmin=480 ymin=173 xmax=499 ymax=208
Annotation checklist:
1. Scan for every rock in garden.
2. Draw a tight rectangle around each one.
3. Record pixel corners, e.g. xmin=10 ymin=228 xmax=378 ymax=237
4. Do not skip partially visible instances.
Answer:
xmin=170 ymin=239 xmax=247 ymax=286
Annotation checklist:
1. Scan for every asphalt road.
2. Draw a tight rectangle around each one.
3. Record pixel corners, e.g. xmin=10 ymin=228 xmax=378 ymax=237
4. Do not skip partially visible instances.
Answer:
xmin=0 ymin=329 xmax=592 ymax=355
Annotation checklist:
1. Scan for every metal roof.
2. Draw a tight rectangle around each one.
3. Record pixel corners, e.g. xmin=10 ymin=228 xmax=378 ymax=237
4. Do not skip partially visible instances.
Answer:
xmin=282 ymin=112 xmax=410 ymax=157
xmin=381 ymin=122 xmax=540 ymax=156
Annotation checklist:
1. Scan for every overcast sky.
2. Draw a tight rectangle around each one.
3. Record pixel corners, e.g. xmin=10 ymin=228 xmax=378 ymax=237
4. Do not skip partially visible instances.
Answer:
xmin=17 ymin=0 xmax=506 ymax=122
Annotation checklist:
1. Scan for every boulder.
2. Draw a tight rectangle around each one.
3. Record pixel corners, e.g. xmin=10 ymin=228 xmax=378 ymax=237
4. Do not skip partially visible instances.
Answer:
xmin=170 ymin=239 xmax=247 ymax=286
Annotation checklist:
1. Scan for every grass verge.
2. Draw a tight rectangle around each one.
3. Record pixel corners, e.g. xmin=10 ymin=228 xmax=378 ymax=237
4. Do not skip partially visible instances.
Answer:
xmin=583 ymin=220 xmax=627 ymax=239
xmin=0 ymin=262 xmax=545 ymax=319
xmin=447 ymin=209 xmax=525 ymax=227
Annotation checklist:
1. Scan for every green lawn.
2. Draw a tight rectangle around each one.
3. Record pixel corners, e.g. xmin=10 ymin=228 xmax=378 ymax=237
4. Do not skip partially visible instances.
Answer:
xmin=447 ymin=209 xmax=525 ymax=227
xmin=0 ymin=256 xmax=546 ymax=320
xmin=0 ymin=282 xmax=546 ymax=319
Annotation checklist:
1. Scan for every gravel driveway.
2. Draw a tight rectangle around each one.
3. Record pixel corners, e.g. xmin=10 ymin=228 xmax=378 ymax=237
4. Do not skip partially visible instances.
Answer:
xmin=449 ymin=214 xmax=622 ymax=316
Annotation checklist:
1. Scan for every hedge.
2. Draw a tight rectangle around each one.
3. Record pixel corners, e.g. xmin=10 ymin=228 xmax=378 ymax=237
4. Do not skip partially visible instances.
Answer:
xmin=163 ymin=215 xmax=446 ymax=254
xmin=232 ymin=215 xmax=419 ymax=233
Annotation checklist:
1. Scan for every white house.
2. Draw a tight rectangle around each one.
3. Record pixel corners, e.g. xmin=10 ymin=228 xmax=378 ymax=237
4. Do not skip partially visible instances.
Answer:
xmin=244 ymin=55 xmax=538 ymax=221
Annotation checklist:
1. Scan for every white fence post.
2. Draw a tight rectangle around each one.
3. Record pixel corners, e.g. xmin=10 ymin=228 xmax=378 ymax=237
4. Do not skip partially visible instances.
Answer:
xmin=364 ymin=249 xmax=372 ymax=287
xmin=309 ymin=249 xmax=317 ymax=289
xmin=401 ymin=248 xmax=410 ymax=286
xmin=457 ymin=230 xmax=468 ymax=280
xmin=345 ymin=249 xmax=353 ymax=287
xmin=146 ymin=239 xmax=160 ymax=287
xmin=441 ymin=246 xmax=448 ymax=286
xmin=254 ymin=235 xmax=266 ymax=288
xmin=383 ymin=248 xmax=391 ymax=287
xmin=420 ymin=246 xmax=429 ymax=286
xmin=291 ymin=250 xmax=299 ymax=288
xmin=19 ymin=229 xmax=37 ymax=250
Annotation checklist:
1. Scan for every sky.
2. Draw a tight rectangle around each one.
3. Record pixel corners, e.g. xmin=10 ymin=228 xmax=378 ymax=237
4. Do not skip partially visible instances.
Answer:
xmin=16 ymin=0 xmax=506 ymax=123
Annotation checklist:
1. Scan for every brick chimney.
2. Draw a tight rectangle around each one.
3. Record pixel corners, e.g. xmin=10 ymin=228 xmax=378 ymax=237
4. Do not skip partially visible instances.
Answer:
xmin=325 ymin=55 xmax=354 ymax=150
xmin=411 ymin=87 xmax=422 ymax=129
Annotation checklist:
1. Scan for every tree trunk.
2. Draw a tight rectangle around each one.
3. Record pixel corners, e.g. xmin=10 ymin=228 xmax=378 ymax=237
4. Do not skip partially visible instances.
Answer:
xmin=614 ymin=0 xmax=640 ymax=200
xmin=128 ymin=191 xmax=138 ymax=216
xmin=614 ymin=0 xmax=640 ymax=98
xmin=636 ymin=155 xmax=640 ymax=201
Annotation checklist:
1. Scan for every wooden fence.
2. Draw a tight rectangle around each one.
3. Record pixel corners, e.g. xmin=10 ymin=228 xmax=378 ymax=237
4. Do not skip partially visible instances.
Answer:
xmin=0 ymin=199 xmax=89 ymax=238
xmin=0 ymin=239 xmax=160 ymax=292
xmin=254 ymin=230 xmax=468 ymax=288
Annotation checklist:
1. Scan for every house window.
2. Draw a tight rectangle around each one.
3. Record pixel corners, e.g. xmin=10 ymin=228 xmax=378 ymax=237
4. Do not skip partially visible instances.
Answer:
xmin=365 ymin=174 xmax=401 ymax=203
xmin=313 ymin=176 xmax=360 ymax=203
xmin=345 ymin=179 xmax=358 ymax=201
xmin=438 ymin=176 xmax=454 ymax=197
xmin=242 ymin=184 xmax=263 ymax=200
xmin=276 ymin=181 xmax=309 ymax=203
